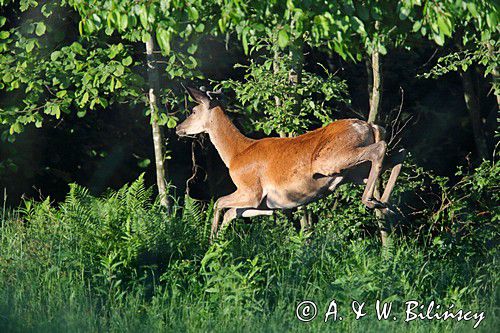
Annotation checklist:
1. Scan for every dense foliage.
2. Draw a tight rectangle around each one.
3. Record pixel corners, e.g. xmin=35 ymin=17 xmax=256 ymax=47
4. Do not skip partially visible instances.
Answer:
xmin=0 ymin=160 xmax=498 ymax=331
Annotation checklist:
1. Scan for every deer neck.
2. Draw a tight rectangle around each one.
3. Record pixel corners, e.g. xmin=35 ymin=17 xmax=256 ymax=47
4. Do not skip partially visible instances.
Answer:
xmin=207 ymin=107 xmax=252 ymax=167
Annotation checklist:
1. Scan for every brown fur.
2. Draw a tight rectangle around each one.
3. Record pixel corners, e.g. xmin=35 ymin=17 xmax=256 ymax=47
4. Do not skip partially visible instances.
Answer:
xmin=177 ymin=88 xmax=403 ymax=240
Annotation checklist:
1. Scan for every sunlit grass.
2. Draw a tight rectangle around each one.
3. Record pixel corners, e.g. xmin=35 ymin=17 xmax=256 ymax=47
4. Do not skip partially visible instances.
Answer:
xmin=0 ymin=163 xmax=498 ymax=332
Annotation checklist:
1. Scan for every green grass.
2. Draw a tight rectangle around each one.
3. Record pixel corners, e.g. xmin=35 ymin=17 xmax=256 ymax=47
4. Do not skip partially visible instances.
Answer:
xmin=0 ymin=161 xmax=498 ymax=332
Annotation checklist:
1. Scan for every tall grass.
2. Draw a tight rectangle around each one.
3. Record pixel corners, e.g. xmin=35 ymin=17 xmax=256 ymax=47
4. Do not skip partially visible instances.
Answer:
xmin=0 ymin=161 xmax=498 ymax=332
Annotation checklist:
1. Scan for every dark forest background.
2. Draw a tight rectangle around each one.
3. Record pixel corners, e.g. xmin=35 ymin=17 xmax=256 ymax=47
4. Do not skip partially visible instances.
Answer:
xmin=1 ymin=30 xmax=496 ymax=205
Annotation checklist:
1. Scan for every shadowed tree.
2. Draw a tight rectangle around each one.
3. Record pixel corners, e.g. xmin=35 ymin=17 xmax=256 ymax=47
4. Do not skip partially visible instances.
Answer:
xmin=417 ymin=0 xmax=499 ymax=159
xmin=63 ymin=0 xmax=215 ymax=208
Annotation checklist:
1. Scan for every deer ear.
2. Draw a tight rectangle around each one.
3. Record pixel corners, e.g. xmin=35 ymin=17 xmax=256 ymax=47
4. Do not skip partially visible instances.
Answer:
xmin=185 ymin=86 xmax=210 ymax=105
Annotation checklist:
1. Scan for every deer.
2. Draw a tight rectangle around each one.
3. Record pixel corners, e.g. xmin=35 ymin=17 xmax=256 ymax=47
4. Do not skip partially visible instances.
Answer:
xmin=176 ymin=86 xmax=405 ymax=240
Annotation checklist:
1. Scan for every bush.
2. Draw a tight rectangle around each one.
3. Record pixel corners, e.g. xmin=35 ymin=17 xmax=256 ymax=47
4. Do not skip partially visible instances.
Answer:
xmin=0 ymin=161 xmax=498 ymax=332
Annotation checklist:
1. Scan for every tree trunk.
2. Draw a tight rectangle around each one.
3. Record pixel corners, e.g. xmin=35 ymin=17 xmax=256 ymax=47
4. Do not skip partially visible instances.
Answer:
xmin=461 ymin=68 xmax=488 ymax=159
xmin=273 ymin=48 xmax=287 ymax=138
xmin=366 ymin=38 xmax=389 ymax=248
xmin=146 ymin=36 xmax=169 ymax=209
xmin=368 ymin=46 xmax=382 ymax=123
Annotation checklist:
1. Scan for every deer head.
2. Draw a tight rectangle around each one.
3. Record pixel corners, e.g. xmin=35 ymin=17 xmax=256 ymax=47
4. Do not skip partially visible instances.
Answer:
xmin=176 ymin=86 xmax=221 ymax=137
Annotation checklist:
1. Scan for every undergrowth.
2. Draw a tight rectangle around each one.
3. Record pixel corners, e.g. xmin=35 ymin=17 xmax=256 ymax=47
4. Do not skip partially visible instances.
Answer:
xmin=0 ymin=160 xmax=498 ymax=332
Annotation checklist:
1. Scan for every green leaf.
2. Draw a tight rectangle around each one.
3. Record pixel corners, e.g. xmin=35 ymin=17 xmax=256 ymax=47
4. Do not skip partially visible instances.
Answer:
xmin=0 ymin=16 xmax=6 ymax=28
xmin=187 ymin=44 xmax=198 ymax=55
xmin=81 ymin=91 xmax=89 ymax=105
xmin=466 ymin=3 xmax=479 ymax=18
xmin=167 ymin=117 xmax=177 ymax=128
xmin=0 ymin=31 xmax=10 ymax=39
xmin=9 ymin=122 xmax=22 ymax=135
xmin=195 ymin=23 xmax=205 ymax=33
xmin=35 ymin=22 xmax=46 ymax=36
xmin=188 ymin=7 xmax=199 ymax=21
xmin=25 ymin=40 xmax=35 ymax=53
xmin=156 ymin=28 xmax=171 ymax=54
xmin=122 ymin=56 xmax=133 ymax=66
xmin=412 ymin=20 xmax=422 ymax=32
xmin=90 ymin=97 xmax=100 ymax=109
xmin=141 ymin=31 xmax=151 ymax=43
xmin=481 ymin=30 xmax=491 ymax=42
xmin=70 ymin=42 xmax=84 ymax=55
xmin=242 ymin=30 xmax=249 ymax=54
xmin=139 ymin=5 xmax=149 ymax=29
xmin=437 ymin=16 xmax=451 ymax=37
xmin=378 ymin=43 xmax=387 ymax=55
xmin=109 ymin=76 xmax=114 ymax=92
xmin=53 ymin=104 xmax=61 ymax=119
xmin=3 ymin=72 xmax=13 ymax=83
xmin=82 ymin=73 xmax=91 ymax=85
xmin=433 ymin=33 xmax=444 ymax=46
xmin=486 ymin=12 xmax=498 ymax=29
xmin=278 ymin=29 xmax=289 ymax=49
xmin=218 ymin=18 xmax=225 ymax=33
xmin=56 ymin=90 xmax=67 ymax=98
xmin=115 ymin=64 xmax=125 ymax=76
xmin=399 ymin=6 xmax=410 ymax=20
xmin=120 ymin=14 xmax=128 ymax=30
xmin=137 ymin=158 xmax=150 ymax=168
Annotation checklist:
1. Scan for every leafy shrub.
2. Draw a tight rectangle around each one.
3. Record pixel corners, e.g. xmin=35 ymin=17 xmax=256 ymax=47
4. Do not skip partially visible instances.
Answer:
xmin=0 ymin=161 xmax=498 ymax=332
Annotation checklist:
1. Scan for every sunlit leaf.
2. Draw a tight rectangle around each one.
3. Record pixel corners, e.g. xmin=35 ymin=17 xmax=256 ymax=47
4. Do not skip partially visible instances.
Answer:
xmin=35 ymin=22 xmax=46 ymax=36
xmin=122 ymin=56 xmax=133 ymax=66
xmin=156 ymin=28 xmax=171 ymax=54
xmin=278 ymin=29 xmax=289 ymax=49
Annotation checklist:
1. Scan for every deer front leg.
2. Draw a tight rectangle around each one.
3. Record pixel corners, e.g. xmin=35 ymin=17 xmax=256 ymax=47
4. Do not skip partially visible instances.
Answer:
xmin=211 ymin=189 xmax=262 ymax=241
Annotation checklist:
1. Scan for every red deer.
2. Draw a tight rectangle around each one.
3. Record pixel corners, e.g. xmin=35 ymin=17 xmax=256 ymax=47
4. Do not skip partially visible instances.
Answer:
xmin=176 ymin=87 xmax=405 ymax=240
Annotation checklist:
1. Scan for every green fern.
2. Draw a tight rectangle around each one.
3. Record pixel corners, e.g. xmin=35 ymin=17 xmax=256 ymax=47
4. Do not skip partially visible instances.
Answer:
xmin=182 ymin=195 xmax=204 ymax=226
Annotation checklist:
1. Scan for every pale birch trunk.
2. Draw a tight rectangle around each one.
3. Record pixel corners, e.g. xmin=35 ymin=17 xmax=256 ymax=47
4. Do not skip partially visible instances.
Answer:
xmin=146 ymin=36 xmax=169 ymax=209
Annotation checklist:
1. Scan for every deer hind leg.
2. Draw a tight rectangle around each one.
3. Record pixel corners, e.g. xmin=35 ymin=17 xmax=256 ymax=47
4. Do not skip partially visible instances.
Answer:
xmin=218 ymin=208 xmax=273 ymax=237
xmin=211 ymin=190 xmax=262 ymax=241
xmin=359 ymin=141 xmax=387 ymax=209
xmin=378 ymin=148 xmax=406 ymax=208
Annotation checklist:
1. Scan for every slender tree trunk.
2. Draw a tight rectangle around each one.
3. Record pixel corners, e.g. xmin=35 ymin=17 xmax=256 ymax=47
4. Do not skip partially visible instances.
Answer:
xmin=146 ymin=36 xmax=169 ymax=209
xmin=288 ymin=38 xmax=304 ymax=88
xmin=461 ymin=68 xmax=488 ymax=159
xmin=368 ymin=46 xmax=382 ymax=123
xmin=366 ymin=37 xmax=389 ymax=248
xmin=273 ymin=48 xmax=287 ymax=138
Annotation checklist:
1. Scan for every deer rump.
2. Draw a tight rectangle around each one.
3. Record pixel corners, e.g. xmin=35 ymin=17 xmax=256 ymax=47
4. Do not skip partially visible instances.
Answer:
xmin=228 ymin=118 xmax=383 ymax=210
